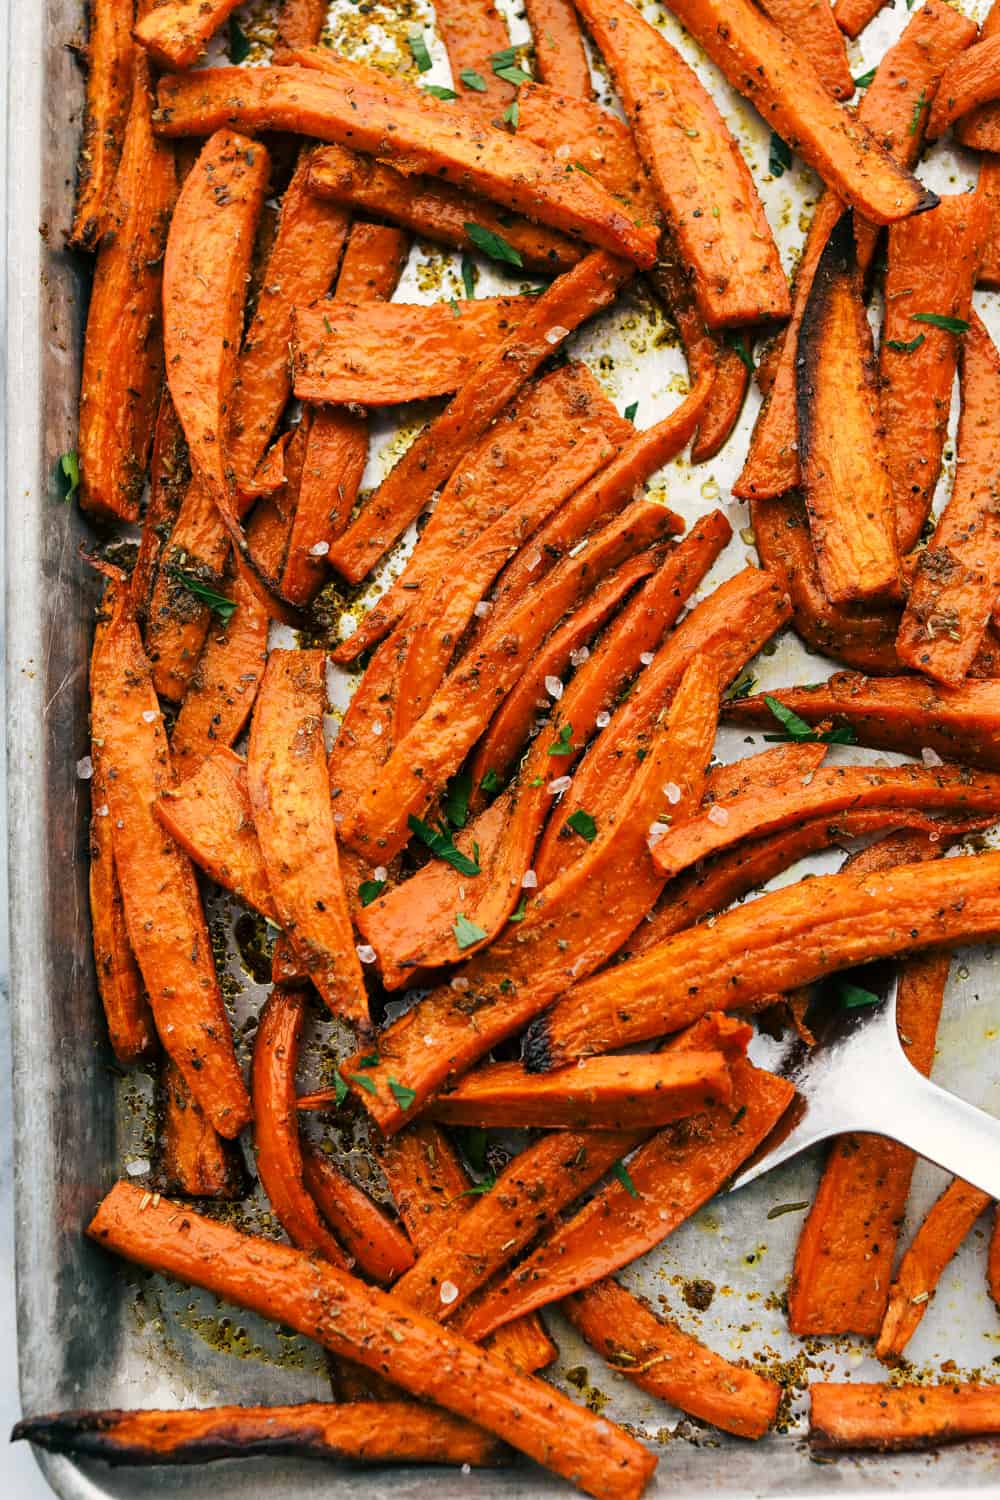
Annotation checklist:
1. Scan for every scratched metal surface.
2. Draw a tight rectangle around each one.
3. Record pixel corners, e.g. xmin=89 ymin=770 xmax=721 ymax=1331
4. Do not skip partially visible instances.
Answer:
xmin=7 ymin=0 xmax=1000 ymax=1495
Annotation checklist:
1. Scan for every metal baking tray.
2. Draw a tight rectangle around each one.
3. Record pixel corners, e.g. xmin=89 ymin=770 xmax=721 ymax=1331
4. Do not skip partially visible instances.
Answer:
xmin=8 ymin=0 xmax=1000 ymax=1495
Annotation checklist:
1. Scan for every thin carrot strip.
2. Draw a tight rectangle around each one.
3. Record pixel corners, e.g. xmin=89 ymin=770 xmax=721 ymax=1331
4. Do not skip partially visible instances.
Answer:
xmin=13 ymin=1402 xmax=503 ymax=1468
xmin=158 ymin=1057 xmax=244 ymax=1200
xmin=306 ymin=144 xmax=582 ymax=275
xmin=326 ymin=630 xmax=407 ymax=835
xmin=132 ymin=394 xmax=189 ymax=630
xmin=832 ymin=0 xmax=884 ymax=40
xmin=572 ymin=0 xmax=788 ymax=328
xmin=431 ymin=0 xmax=515 ymax=112
xmin=327 ymin=251 xmax=636 ymax=583
xmin=144 ymin=478 xmax=231 ymax=702
xmin=90 ymin=585 xmax=250 ymax=1136
xmin=515 ymin=83 xmax=659 ymax=224
xmin=156 ymin=747 xmax=276 ymax=919
xmin=344 ymin=656 xmax=719 ymax=1133
xmin=246 ymin=417 xmax=309 ymax=585
xmin=70 ymin=0 xmax=135 ymax=250
xmin=486 ymin=1317 xmax=557 ymax=1375
xmin=526 ymin=851 xmax=1000 ymax=1069
xmin=755 ymin=0 xmax=852 ymax=99
xmin=154 ymin=61 xmax=659 ymax=268
xmin=724 ymin=675 xmax=1000 ymax=771
xmin=809 ymin=1382 xmax=1000 ymax=1451
xmin=525 ymin=0 xmax=593 ymax=98
xmin=977 ymin=157 xmax=1000 ymax=288
xmin=79 ymin=55 xmax=176 ymax=521
xmin=876 ymin=1177 xmax=992 ymax=1362
xmin=88 ymin=1182 xmax=659 ymax=1500
xmin=247 ymin=650 xmax=368 ymax=1028
xmin=566 ymin=1279 xmax=780 ymax=1441
xmin=169 ymin=572 xmax=268 ymax=781
xmin=927 ymin=33 xmax=1000 ymax=140
xmin=955 ymin=1 xmax=1000 ymax=150
xmin=990 ymin=1206 xmax=1000 ymax=1309
xmin=276 ymin=0 xmax=328 ymax=50
xmin=301 ymin=1147 xmax=415 ymax=1284
xmin=135 ymin=0 xmax=242 ymax=69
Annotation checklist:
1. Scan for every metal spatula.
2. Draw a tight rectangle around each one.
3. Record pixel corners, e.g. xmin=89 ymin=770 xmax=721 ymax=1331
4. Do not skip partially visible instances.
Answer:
xmin=730 ymin=972 xmax=1000 ymax=1198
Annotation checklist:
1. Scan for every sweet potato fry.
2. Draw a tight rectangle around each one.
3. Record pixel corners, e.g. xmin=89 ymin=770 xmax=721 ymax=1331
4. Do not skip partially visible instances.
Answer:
xmin=797 ymin=212 xmax=899 ymax=604
xmin=431 ymin=0 xmax=515 ymax=111
xmin=515 ymin=83 xmax=659 ymax=225
xmin=755 ymin=0 xmax=852 ymax=99
xmin=301 ymin=1147 xmax=415 ymax=1284
xmin=132 ymin=394 xmax=189 ymax=629
xmin=881 ymin=196 xmax=987 ymax=555
xmin=572 ymin=0 xmax=788 ymax=328
xmin=377 ymin=1124 xmax=475 ymax=1251
xmin=158 ymin=1057 xmax=244 ymax=1199
xmin=247 ymin=650 xmax=368 ymax=1028
xmin=955 ymin=2 xmax=1000 ymax=150
xmin=13 ymin=1402 xmax=503 ymax=1467
xmin=527 ymin=850 xmax=1000 ymax=1069
xmin=810 ymin=1381 xmax=1000 ymax=1451
xmin=977 ymin=157 xmax=1000 ymax=289
xmin=154 ymin=61 xmax=659 ymax=267
xmin=156 ymin=747 xmax=275 ymax=918
xmin=78 ymin=56 xmax=176 ymax=521
xmin=566 ymin=1279 xmax=780 ymax=1440
xmin=525 ymin=0 xmax=593 ymax=97
xmin=135 ymin=0 xmax=243 ymax=69
xmin=90 ymin=585 xmax=250 ymax=1136
xmin=88 ymin=1182 xmax=659 ymax=1500
xmin=898 ymin=314 xmax=1000 ymax=684
xmin=725 ymin=675 xmax=1000 ymax=771
xmin=832 ymin=0 xmax=883 ymax=39
xmin=144 ymin=479 xmax=231 ymax=702
xmin=327 ymin=251 xmax=635 ymax=582
xmin=276 ymin=0 xmax=328 ymax=50
xmin=343 ymin=656 xmax=719 ymax=1132
xmin=458 ymin=1047 xmax=794 ymax=1339
xmin=660 ymin=0 xmax=936 ymax=224
xmin=169 ymin=572 xmax=268 ymax=781
xmin=876 ymin=1177 xmax=992 ymax=1362
xmin=991 ymin=1207 xmax=1000 ymax=1309
xmin=927 ymin=33 xmax=1000 ymax=140
xmin=70 ymin=0 xmax=135 ymax=251
xmin=306 ymin=145 xmax=582 ymax=275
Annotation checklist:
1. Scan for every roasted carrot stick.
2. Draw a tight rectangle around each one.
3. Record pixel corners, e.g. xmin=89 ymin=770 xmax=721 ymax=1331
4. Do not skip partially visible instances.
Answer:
xmin=572 ymin=0 xmax=788 ymax=328
xmin=247 ymin=650 xmax=368 ymax=1029
xmin=977 ymin=157 xmax=1000 ymax=289
xmin=725 ymin=675 xmax=1000 ymax=771
xmin=13 ymin=1402 xmax=503 ymax=1467
xmin=810 ymin=1381 xmax=1000 ymax=1451
xmin=898 ymin=314 xmax=1000 ymax=684
xmin=458 ymin=1048 xmax=795 ymax=1340
xmin=154 ymin=61 xmax=659 ymax=268
xmin=70 ymin=0 xmax=135 ymax=250
xmin=990 ymin=1206 xmax=1000 ymax=1309
xmin=566 ymin=1279 xmax=781 ymax=1441
xmin=376 ymin=1123 xmax=474 ymax=1252
xmin=158 ymin=1056 xmax=244 ymax=1200
xmin=955 ymin=2 xmax=1000 ymax=150
xmin=276 ymin=0 xmax=328 ymax=50
xmin=527 ymin=851 xmax=1000 ymax=1069
xmin=156 ymin=747 xmax=276 ymax=919
xmin=327 ymin=251 xmax=635 ymax=583
xmin=832 ymin=0 xmax=884 ymax=40
xmin=301 ymin=1147 xmax=415 ymax=1284
xmin=293 ymin=297 xmax=535 ymax=406
xmin=431 ymin=0 xmax=515 ymax=112
xmin=344 ymin=656 xmax=719 ymax=1132
xmin=88 ymin=1182 xmax=659 ymax=1500
xmin=306 ymin=145 xmax=582 ymax=275
xmin=90 ymin=584 xmax=250 ymax=1136
xmin=755 ymin=0 xmax=852 ymax=99
xmin=283 ymin=222 xmax=408 ymax=606
xmin=135 ymin=0 xmax=242 ymax=69
xmin=876 ymin=1177 xmax=992 ymax=1363
xmin=143 ymin=479 xmax=230 ymax=702
xmin=525 ymin=0 xmax=593 ymax=97
xmin=515 ymin=82 xmax=659 ymax=225
xmin=169 ymin=572 xmax=268 ymax=781
xmin=78 ymin=56 xmax=176 ymax=521
xmin=132 ymin=394 xmax=189 ymax=630
xmin=927 ymin=33 xmax=1000 ymax=140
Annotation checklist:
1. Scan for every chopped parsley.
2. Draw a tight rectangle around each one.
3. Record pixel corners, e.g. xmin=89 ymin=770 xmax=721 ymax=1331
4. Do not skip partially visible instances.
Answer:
xmin=547 ymin=723 xmax=576 ymax=756
xmin=841 ymin=983 xmax=880 ymax=1010
xmin=358 ymin=878 xmax=386 ymax=907
xmin=408 ymin=814 xmax=481 ymax=876
xmin=566 ymin=809 xmax=598 ymax=842
xmin=763 ymin=695 xmax=856 ymax=746
xmin=454 ymin=913 xmax=488 ymax=949
xmin=460 ymin=68 xmax=487 ymax=92
xmin=388 ymin=1077 xmax=417 ymax=1111
xmin=358 ymin=1052 xmax=381 ymax=1067
xmin=724 ymin=671 xmax=757 ymax=702
xmin=169 ymin=568 xmax=236 ymax=625
xmin=885 ymin=334 xmax=925 ymax=354
xmin=613 ymin=1161 xmax=640 ymax=1198
xmin=624 ymin=400 xmax=638 ymax=422
xmin=503 ymin=100 xmax=519 ymax=127
xmin=769 ymin=132 xmax=792 ymax=178
xmin=350 ymin=1072 xmax=378 ymax=1096
xmin=728 ymin=334 xmax=756 ymax=373
xmin=480 ymin=768 xmax=502 ymax=794
xmin=332 ymin=1071 xmax=349 ymax=1106
xmin=853 ymin=67 xmax=877 ymax=90
xmin=508 ymin=895 xmax=529 ymax=923
xmin=228 ymin=16 xmax=252 ymax=63
xmin=424 ymin=83 xmax=458 ymax=101
xmin=912 ymin=313 xmax=970 ymax=335
xmin=908 ymin=89 xmax=929 ymax=137
xmin=444 ymin=768 xmax=473 ymax=829
xmin=461 ymin=253 xmax=476 ymax=300
xmin=464 ymin=222 xmax=524 ymax=268
xmin=461 ymin=1172 xmax=498 ymax=1197
xmin=491 ymin=46 xmax=531 ymax=86
xmin=56 ymin=451 xmax=80 ymax=503
xmin=407 ymin=30 xmax=433 ymax=72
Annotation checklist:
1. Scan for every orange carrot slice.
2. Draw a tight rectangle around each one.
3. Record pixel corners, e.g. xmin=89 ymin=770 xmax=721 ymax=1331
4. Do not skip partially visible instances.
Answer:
xmin=977 ymin=156 xmax=1000 ymax=288
xmin=275 ymin=0 xmax=328 ymax=49
xmin=515 ymin=82 xmax=659 ymax=224
xmin=169 ymin=572 xmax=268 ymax=781
xmin=135 ymin=0 xmax=242 ymax=69
xmin=158 ymin=1057 xmax=244 ymax=1199
xmin=810 ymin=1381 xmax=1000 ymax=1451
xmin=755 ymin=0 xmax=852 ymax=98
xmin=70 ymin=0 xmax=135 ymax=251
xmin=990 ymin=1206 xmax=1000 ymax=1309
xmin=431 ymin=0 xmax=515 ymax=112
xmin=955 ymin=2 xmax=1000 ymax=150
xmin=832 ymin=0 xmax=884 ymax=39
xmin=927 ymin=33 xmax=1000 ymax=140
xmin=300 ymin=1147 xmax=415 ymax=1284
xmin=525 ymin=0 xmax=593 ymax=97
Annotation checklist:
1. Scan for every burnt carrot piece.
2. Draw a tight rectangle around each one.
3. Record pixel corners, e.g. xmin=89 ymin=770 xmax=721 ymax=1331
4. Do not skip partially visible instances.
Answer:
xmin=927 ymin=34 xmax=1000 ymax=140
xmin=525 ymin=0 xmax=593 ymax=97
xmin=156 ymin=747 xmax=276 ymax=919
xmin=13 ymin=1402 xmax=503 ymax=1467
xmin=725 ymin=674 xmax=1000 ymax=771
xmin=292 ymin=297 xmax=535 ymax=406
xmin=881 ymin=196 xmax=987 ymax=555
xmin=135 ymin=0 xmax=242 ymax=69
xmin=306 ymin=145 xmax=582 ymax=275
xmin=898 ymin=313 xmax=1000 ymax=684
xmin=755 ymin=0 xmax=852 ymax=99
xmin=70 ymin=0 xmax=135 ymax=250
xmin=516 ymin=83 xmax=659 ymax=224
xmin=90 ymin=586 xmax=250 ymax=1136
xmin=158 ymin=1057 xmax=244 ymax=1200
xmin=432 ymin=0 xmax=515 ymax=112
xmin=956 ymin=2 xmax=1000 ymax=150
xmin=327 ymin=250 xmax=635 ymax=583
xmin=283 ymin=222 xmax=408 ymax=605
xmin=458 ymin=1051 xmax=794 ymax=1340
xmin=810 ymin=1381 xmax=1000 ymax=1451
xmin=526 ymin=851 xmax=1000 ymax=1069
xmin=252 ymin=988 xmax=349 ymax=1265
xmin=88 ymin=1182 xmax=659 ymax=1500
xmin=566 ymin=1280 xmax=780 ymax=1441
xmin=132 ymin=394 xmax=189 ymax=629
xmin=155 ymin=61 xmax=659 ymax=268
xmin=78 ymin=56 xmax=176 ymax=521
xmin=247 ymin=650 xmax=368 ymax=1028
xmin=797 ymin=212 xmax=899 ymax=605
xmin=301 ymin=1147 xmax=415 ymax=1284
xmin=169 ymin=572 xmax=268 ymax=781
xmin=420 ymin=1052 xmax=734 ymax=1129
xmin=876 ymin=1178 xmax=992 ymax=1362
xmin=535 ymin=567 xmax=790 ymax=885
xmin=276 ymin=0 xmax=328 ymax=50
xmin=344 ymin=656 xmax=719 ymax=1133
xmin=572 ymin=0 xmax=788 ymax=328
xmin=660 ymin=0 xmax=936 ymax=224
xmin=832 ymin=0 xmax=884 ymax=40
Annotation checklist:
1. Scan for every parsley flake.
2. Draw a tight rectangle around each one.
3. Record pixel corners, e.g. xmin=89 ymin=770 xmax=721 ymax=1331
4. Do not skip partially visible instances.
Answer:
xmin=724 ymin=671 xmax=757 ymax=702
xmin=358 ymin=1052 xmax=381 ymax=1067
xmin=445 ymin=768 xmax=473 ymax=829
xmin=350 ymin=1073 xmax=378 ymax=1096
xmin=407 ymin=30 xmax=433 ymax=72
xmin=461 ymin=253 xmax=476 ymax=300
xmin=388 ymin=1077 xmax=417 ymax=1110
xmin=547 ymin=723 xmax=576 ymax=756
xmin=908 ymin=89 xmax=929 ymax=137
xmin=408 ymin=814 xmax=481 ymax=875
xmin=56 ymin=451 xmax=80 ymax=503
xmin=613 ymin=1162 xmax=640 ymax=1199
xmin=461 ymin=1172 xmax=497 ymax=1197
xmin=841 ymin=983 xmax=880 ymax=1010
xmin=460 ymin=68 xmax=488 ymax=92
xmin=912 ymin=313 xmax=970 ymax=335
xmin=358 ymin=878 xmax=386 ymax=907
xmin=169 ymin=568 xmax=236 ymax=625
xmin=624 ymin=400 xmax=638 ymax=422
xmin=728 ymin=334 xmax=755 ymax=373
xmin=228 ymin=16 xmax=252 ymax=63
xmin=424 ymin=83 xmax=458 ymax=100
xmin=508 ymin=895 xmax=529 ymax=923
xmin=886 ymin=334 xmax=925 ymax=353
xmin=566 ymin=808 xmax=598 ymax=842
xmin=503 ymin=100 xmax=520 ymax=127
xmin=454 ymin=913 xmax=488 ymax=949
xmin=763 ymin=695 xmax=856 ymax=746
xmin=480 ymin=768 xmax=502 ymax=794
xmin=769 ymin=132 xmax=792 ymax=178
xmin=853 ymin=67 xmax=876 ymax=90
xmin=463 ymin=222 xmax=523 ymax=267
xmin=333 ymin=1071 xmax=349 ymax=1106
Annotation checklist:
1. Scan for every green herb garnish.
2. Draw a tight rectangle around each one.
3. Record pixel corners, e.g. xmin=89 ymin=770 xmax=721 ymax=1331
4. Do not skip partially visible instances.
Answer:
xmin=508 ymin=895 xmax=529 ymax=923
xmin=457 ymin=1126 xmax=489 ymax=1173
xmin=566 ymin=809 xmax=598 ymax=842
xmin=547 ymin=723 xmax=576 ymax=756
xmin=424 ymin=83 xmax=458 ymax=100
xmin=908 ymin=88 xmax=929 ymax=137
xmin=912 ymin=313 xmax=970 ymax=335
xmin=333 ymin=1071 xmax=349 ymax=1106
xmin=724 ymin=671 xmax=757 ymax=702
xmin=461 ymin=1172 xmax=498 ymax=1197
xmin=408 ymin=814 xmax=481 ymax=875
xmin=445 ymin=768 xmax=473 ymax=829
xmin=388 ymin=1077 xmax=417 ymax=1111
xmin=769 ymin=132 xmax=792 ymax=178
xmin=841 ymin=983 xmax=880 ymax=1010
xmin=491 ymin=47 xmax=531 ymax=85
xmin=358 ymin=879 xmax=386 ymax=907
xmin=407 ymin=30 xmax=433 ymax=72
xmin=728 ymin=334 xmax=755 ymax=373
xmin=480 ymin=769 xmax=501 ymax=794
xmin=56 ymin=451 xmax=80 ymax=503
xmin=613 ymin=1162 xmax=640 ymax=1199
xmin=350 ymin=1073 xmax=378 ymax=1096
xmin=503 ymin=100 xmax=519 ymax=127
xmin=886 ymin=334 xmax=925 ymax=353
xmin=763 ymin=695 xmax=856 ymax=746
xmin=853 ymin=67 xmax=877 ymax=89
xmin=624 ymin=400 xmax=638 ymax=423
xmin=454 ymin=913 xmax=488 ymax=949
xmin=767 ymin=1200 xmax=810 ymax=1219
xmin=464 ymin=222 xmax=523 ymax=268
xmin=358 ymin=1052 xmax=381 ymax=1067
xmin=732 ymin=1104 xmax=747 ymax=1126
xmin=169 ymin=568 xmax=236 ymax=625
xmin=460 ymin=68 xmax=488 ymax=92
xmin=228 ymin=16 xmax=252 ymax=63
xmin=461 ymin=253 xmax=476 ymax=300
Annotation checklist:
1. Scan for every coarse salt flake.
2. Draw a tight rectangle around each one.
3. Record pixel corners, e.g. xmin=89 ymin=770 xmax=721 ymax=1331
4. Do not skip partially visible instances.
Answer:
xmin=371 ymin=719 xmax=383 ymax=737
xmin=547 ymin=775 xmax=571 ymax=795
xmin=522 ymin=869 xmax=538 ymax=889
xmin=374 ymin=866 xmax=388 ymax=882
xmin=356 ymin=944 xmax=377 ymax=965
xmin=309 ymin=540 xmax=330 ymax=557
xmin=473 ymin=600 xmax=491 ymax=617
xmin=545 ymin=675 xmax=563 ymax=700
xmin=96 ymin=803 xmax=109 ymax=817
xmin=76 ymin=756 xmax=93 ymax=780
xmin=567 ymin=539 xmax=588 ymax=558
xmin=569 ymin=646 xmax=590 ymax=667
xmin=648 ymin=821 xmax=670 ymax=847
xmin=639 ymin=651 xmax=654 ymax=666
xmin=595 ymin=710 xmax=611 ymax=729
xmin=922 ymin=746 xmax=944 ymax=767
xmin=525 ymin=550 xmax=542 ymax=573
xmin=126 ymin=1159 xmax=151 ymax=1177
xmin=439 ymin=1280 xmax=459 ymax=1305
xmin=450 ymin=976 xmax=470 ymax=992
xmin=663 ymin=781 xmax=682 ymax=805
xmin=142 ymin=709 xmax=158 ymax=724
xmin=545 ymin=325 xmax=570 ymax=345
xmin=707 ymin=804 xmax=729 ymax=826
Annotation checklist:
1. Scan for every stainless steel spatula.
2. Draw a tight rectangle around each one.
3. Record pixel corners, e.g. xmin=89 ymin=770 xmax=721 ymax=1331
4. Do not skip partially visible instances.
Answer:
xmin=730 ymin=973 xmax=1000 ymax=1197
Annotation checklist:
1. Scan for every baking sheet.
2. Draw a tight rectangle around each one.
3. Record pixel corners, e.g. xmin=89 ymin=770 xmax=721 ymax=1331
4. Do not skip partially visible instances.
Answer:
xmin=8 ymin=0 xmax=1000 ymax=1495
